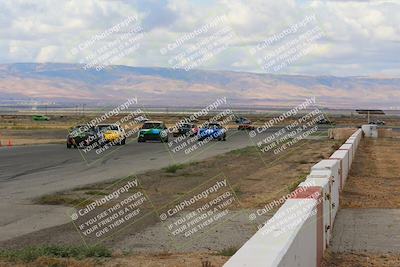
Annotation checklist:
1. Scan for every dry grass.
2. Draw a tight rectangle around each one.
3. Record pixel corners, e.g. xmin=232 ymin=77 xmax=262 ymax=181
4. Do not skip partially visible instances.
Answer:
xmin=0 ymin=257 xmax=99 ymax=267
xmin=322 ymin=251 xmax=400 ymax=267
xmin=0 ymin=252 xmax=229 ymax=267
xmin=0 ymin=245 xmax=111 ymax=266
xmin=341 ymin=138 xmax=400 ymax=208
xmin=103 ymin=253 xmax=229 ymax=267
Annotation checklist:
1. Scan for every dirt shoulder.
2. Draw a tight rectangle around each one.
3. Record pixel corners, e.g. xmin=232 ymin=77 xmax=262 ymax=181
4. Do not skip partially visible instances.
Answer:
xmin=0 ymin=252 xmax=229 ymax=267
xmin=0 ymin=129 xmax=66 ymax=146
xmin=322 ymin=251 xmax=400 ymax=267
xmin=323 ymin=137 xmax=400 ymax=267
xmin=341 ymin=138 xmax=400 ymax=208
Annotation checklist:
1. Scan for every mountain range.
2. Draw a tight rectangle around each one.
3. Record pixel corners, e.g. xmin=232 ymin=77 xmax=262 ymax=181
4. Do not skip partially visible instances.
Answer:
xmin=0 ymin=63 xmax=398 ymax=109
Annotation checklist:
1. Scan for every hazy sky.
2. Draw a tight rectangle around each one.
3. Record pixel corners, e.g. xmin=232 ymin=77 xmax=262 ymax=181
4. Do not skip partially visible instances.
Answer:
xmin=1 ymin=0 xmax=399 ymax=76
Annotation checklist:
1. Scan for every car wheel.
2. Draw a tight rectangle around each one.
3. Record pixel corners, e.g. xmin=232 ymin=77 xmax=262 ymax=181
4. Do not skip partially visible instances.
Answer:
xmin=121 ymin=138 xmax=126 ymax=145
xmin=223 ymin=135 xmax=226 ymax=141
xmin=138 ymin=138 xmax=145 ymax=143
xmin=67 ymin=143 xmax=72 ymax=149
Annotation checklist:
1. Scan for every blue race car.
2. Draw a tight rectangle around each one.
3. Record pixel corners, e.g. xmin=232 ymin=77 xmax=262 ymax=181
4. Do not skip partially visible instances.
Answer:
xmin=198 ymin=122 xmax=226 ymax=141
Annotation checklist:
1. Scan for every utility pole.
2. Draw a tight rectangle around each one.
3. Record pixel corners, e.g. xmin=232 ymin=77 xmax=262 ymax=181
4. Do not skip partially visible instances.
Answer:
xmin=367 ymin=110 xmax=370 ymax=124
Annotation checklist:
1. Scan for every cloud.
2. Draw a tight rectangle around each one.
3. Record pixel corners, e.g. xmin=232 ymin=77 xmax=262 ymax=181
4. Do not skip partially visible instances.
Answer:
xmin=36 ymin=45 xmax=58 ymax=62
xmin=0 ymin=0 xmax=399 ymax=76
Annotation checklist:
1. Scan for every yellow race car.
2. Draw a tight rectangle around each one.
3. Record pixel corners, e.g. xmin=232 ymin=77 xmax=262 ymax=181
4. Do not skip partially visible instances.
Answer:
xmin=97 ymin=124 xmax=126 ymax=145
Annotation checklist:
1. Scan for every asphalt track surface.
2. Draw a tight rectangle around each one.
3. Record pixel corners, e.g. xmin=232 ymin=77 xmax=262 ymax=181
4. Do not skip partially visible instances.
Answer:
xmin=0 ymin=127 xmax=330 ymax=242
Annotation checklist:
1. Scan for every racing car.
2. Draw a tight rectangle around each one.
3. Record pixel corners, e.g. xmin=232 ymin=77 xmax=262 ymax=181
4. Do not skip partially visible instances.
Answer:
xmin=198 ymin=122 xmax=226 ymax=141
xmin=235 ymin=117 xmax=250 ymax=124
xmin=238 ymin=123 xmax=255 ymax=130
xmin=97 ymin=124 xmax=126 ymax=145
xmin=370 ymin=120 xmax=385 ymax=125
xmin=66 ymin=125 xmax=99 ymax=148
xmin=173 ymin=123 xmax=198 ymax=137
xmin=316 ymin=118 xmax=334 ymax=125
xmin=33 ymin=115 xmax=50 ymax=121
xmin=138 ymin=121 xmax=169 ymax=142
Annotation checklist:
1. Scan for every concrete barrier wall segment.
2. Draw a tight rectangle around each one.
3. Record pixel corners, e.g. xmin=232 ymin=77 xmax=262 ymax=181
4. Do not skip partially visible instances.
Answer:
xmin=311 ymin=160 xmax=340 ymax=221
xmin=224 ymin=198 xmax=319 ymax=267
xmin=224 ymin=129 xmax=362 ymax=267
xmin=299 ymin=178 xmax=331 ymax=250
xmin=330 ymin=150 xmax=349 ymax=189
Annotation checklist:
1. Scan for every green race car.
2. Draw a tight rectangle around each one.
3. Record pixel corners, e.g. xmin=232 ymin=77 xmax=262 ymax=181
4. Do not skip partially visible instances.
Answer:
xmin=138 ymin=121 xmax=169 ymax=143
xmin=32 ymin=115 xmax=50 ymax=121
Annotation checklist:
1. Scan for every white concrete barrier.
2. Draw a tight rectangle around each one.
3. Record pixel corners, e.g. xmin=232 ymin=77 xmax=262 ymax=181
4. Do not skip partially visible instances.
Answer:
xmin=299 ymin=178 xmax=331 ymax=249
xmin=339 ymin=143 xmax=353 ymax=167
xmin=311 ymin=160 xmax=340 ymax=221
xmin=345 ymin=135 xmax=358 ymax=158
xmin=362 ymin=124 xmax=378 ymax=138
xmin=225 ymin=188 xmax=323 ymax=267
xmin=345 ymin=139 xmax=356 ymax=158
xmin=306 ymin=170 xmax=334 ymax=227
xmin=330 ymin=150 xmax=349 ymax=189
xmin=226 ymin=129 xmax=362 ymax=267
xmin=351 ymin=129 xmax=362 ymax=149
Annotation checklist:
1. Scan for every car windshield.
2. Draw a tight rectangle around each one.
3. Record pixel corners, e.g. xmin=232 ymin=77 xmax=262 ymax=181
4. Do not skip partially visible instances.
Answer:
xmin=180 ymin=123 xmax=193 ymax=128
xmin=206 ymin=123 xmax=221 ymax=129
xmin=70 ymin=126 xmax=94 ymax=136
xmin=142 ymin=123 xmax=162 ymax=129
xmin=98 ymin=125 xmax=118 ymax=132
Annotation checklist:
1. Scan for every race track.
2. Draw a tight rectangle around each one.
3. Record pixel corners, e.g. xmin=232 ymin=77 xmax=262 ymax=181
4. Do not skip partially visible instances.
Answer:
xmin=0 ymin=127 xmax=329 ymax=241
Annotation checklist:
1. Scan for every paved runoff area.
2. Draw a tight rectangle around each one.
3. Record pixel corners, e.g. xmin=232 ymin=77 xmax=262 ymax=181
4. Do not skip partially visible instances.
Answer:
xmin=331 ymin=208 xmax=400 ymax=253
xmin=330 ymin=138 xmax=400 ymax=254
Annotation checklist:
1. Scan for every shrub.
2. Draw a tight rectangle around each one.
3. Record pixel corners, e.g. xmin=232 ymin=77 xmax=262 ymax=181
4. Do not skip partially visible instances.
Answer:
xmin=0 ymin=245 xmax=111 ymax=263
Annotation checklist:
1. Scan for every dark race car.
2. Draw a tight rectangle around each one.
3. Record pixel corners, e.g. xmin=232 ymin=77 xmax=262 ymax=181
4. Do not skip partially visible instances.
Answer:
xmin=138 ymin=121 xmax=169 ymax=142
xmin=235 ymin=117 xmax=250 ymax=124
xmin=198 ymin=122 xmax=226 ymax=141
xmin=67 ymin=125 xmax=99 ymax=148
xmin=173 ymin=123 xmax=198 ymax=137
xmin=235 ymin=117 xmax=255 ymax=130
xmin=370 ymin=120 xmax=385 ymax=125
xmin=316 ymin=118 xmax=334 ymax=125
xmin=238 ymin=123 xmax=255 ymax=130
